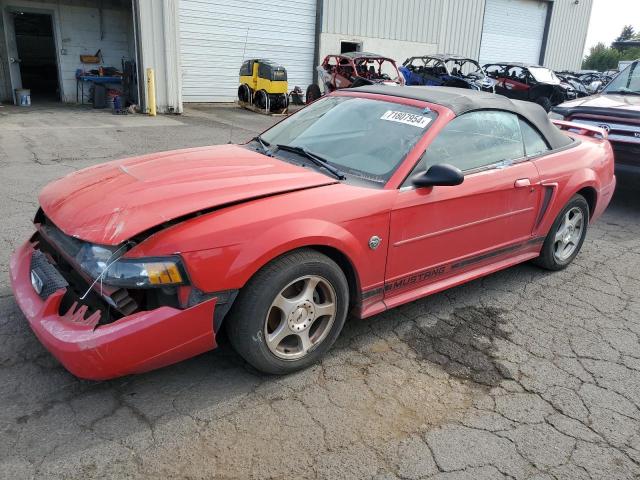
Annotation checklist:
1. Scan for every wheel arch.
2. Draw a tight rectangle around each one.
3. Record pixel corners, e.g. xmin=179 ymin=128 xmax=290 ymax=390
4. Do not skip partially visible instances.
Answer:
xmin=537 ymin=171 xmax=599 ymax=237
xmin=215 ymin=243 xmax=363 ymax=334
xmin=226 ymin=219 xmax=369 ymax=306
xmin=308 ymin=245 xmax=361 ymax=309
xmin=576 ymin=185 xmax=597 ymax=220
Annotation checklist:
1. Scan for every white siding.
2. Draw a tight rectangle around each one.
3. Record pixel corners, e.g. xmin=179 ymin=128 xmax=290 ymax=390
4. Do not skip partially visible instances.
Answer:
xmin=137 ymin=0 xmax=183 ymax=113
xmin=543 ymin=0 xmax=593 ymax=71
xmin=479 ymin=0 xmax=548 ymax=65
xmin=179 ymin=0 xmax=316 ymax=102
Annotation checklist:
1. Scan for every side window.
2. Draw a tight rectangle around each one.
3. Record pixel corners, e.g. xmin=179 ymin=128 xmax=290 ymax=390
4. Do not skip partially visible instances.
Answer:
xmin=519 ymin=119 xmax=550 ymax=157
xmin=485 ymin=65 xmax=503 ymax=78
xmin=508 ymin=67 xmax=527 ymax=83
xmin=403 ymin=111 xmax=525 ymax=186
xmin=325 ymin=57 xmax=337 ymax=73
xmin=338 ymin=58 xmax=352 ymax=77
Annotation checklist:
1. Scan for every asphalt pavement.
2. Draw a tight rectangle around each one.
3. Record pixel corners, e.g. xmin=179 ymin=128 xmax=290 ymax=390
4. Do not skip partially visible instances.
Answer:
xmin=0 ymin=103 xmax=639 ymax=479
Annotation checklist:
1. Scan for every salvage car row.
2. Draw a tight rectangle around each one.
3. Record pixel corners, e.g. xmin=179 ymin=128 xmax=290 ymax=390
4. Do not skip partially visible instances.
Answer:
xmin=305 ymin=51 xmax=618 ymax=112
xmin=304 ymin=52 xmax=639 ymax=177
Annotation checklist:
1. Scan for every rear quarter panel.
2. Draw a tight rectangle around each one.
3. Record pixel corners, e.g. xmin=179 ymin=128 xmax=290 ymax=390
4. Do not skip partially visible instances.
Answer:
xmin=532 ymin=134 xmax=615 ymax=236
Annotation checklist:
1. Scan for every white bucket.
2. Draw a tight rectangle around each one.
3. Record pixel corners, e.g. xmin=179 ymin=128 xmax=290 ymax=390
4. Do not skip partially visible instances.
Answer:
xmin=15 ymin=88 xmax=31 ymax=106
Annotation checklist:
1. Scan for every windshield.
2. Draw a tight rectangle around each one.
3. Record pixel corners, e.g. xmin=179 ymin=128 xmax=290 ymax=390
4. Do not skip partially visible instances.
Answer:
xmin=354 ymin=58 xmax=402 ymax=83
xmin=528 ymin=67 xmax=560 ymax=84
xmin=603 ymin=61 xmax=639 ymax=94
xmin=260 ymin=96 xmax=437 ymax=186
xmin=444 ymin=59 xmax=483 ymax=76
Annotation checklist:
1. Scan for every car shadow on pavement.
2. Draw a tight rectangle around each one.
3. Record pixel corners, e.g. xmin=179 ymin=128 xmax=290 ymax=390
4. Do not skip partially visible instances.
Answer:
xmin=401 ymin=306 xmax=512 ymax=387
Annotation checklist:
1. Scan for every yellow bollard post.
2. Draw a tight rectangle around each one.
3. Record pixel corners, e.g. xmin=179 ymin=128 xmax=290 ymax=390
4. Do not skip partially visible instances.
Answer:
xmin=146 ymin=68 xmax=156 ymax=116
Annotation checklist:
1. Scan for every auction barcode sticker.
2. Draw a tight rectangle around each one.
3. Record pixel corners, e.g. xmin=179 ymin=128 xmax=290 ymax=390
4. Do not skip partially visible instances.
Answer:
xmin=380 ymin=111 xmax=431 ymax=128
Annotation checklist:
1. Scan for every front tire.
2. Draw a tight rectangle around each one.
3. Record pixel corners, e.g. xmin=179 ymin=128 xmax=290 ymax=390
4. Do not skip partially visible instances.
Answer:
xmin=226 ymin=249 xmax=349 ymax=374
xmin=533 ymin=195 xmax=589 ymax=270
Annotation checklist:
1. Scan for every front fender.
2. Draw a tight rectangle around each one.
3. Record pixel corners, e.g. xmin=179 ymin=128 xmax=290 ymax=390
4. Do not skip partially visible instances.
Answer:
xmin=176 ymin=212 xmax=390 ymax=295
xmin=228 ymin=218 xmax=369 ymax=289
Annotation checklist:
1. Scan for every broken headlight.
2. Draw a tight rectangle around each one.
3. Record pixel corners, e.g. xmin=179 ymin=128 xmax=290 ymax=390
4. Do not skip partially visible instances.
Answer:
xmin=75 ymin=244 xmax=186 ymax=288
xmin=98 ymin=257 xmax=187 ymax=288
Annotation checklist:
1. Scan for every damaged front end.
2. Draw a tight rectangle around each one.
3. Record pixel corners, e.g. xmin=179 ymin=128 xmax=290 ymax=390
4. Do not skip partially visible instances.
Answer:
xmin=9 ymin=210 xmax=229 ymax=380
xmin=34 ymin=209 xmax=191 ymax=327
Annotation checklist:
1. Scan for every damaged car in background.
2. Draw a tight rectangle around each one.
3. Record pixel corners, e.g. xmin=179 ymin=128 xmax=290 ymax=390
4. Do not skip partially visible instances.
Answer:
xmin=556 ymin=72 xmax=591 ymax=98
xmin=10 ymin=86 xmax=615 ymax=380
xmin=400 ymin=54 xmax=496 ymax=92
xmin=306 ymin=52 xmax=404 ymax=103
xmin=550 ymin=59 xmax=640 ymax=177
xmin=484 ymin=62 xmax=577 ymax=111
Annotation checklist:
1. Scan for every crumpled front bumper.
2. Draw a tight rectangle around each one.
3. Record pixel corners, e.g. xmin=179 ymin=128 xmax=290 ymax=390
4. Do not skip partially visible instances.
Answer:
xmin=9 ymin=240 xmax=218 ymax=380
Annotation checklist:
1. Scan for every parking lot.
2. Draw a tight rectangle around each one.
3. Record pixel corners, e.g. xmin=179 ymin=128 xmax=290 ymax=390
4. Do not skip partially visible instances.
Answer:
xmin=1 ymin=104 xmax=639 ymax=479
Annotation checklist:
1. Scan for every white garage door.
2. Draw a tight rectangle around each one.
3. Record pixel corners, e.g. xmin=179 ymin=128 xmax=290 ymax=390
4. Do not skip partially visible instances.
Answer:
xmin=479 ymin=0 xmax=548 ymax=65
xmin=179 ymin=0 xmax=316 ymax=102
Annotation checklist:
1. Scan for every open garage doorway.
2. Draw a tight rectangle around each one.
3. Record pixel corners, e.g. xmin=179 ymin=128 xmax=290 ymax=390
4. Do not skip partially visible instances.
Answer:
xmin=12 ymin=11 xmax=60 ymax=101
xmin=1 ymin=0 xmax=140 ymax=107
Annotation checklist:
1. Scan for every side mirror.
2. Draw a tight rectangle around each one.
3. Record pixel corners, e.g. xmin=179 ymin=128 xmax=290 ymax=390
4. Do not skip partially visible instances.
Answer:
xmin=411 ymin=163 xmax=464 ymax=188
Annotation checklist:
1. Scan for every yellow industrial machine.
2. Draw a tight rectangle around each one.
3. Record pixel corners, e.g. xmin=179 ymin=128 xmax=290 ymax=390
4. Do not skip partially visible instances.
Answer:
xmin=238 ymin=59 xmax=288 ymax=114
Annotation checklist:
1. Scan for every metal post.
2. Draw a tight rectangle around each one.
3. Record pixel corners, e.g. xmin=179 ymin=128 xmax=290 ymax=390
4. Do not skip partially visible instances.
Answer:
xmin=313 ymin=0 xmax=324 ymax=84
xmin=146 ymin=67 xmax=156 ymax=116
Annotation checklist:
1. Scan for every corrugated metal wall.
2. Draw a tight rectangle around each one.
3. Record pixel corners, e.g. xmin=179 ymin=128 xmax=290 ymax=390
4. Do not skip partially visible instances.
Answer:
xmin=322 ymin=0 xmax=443 ymax=44
xmin=438 ymin=0 xmax=486 ymax=59
xmin=322 ymin=0 xmax=486 ymax=58
xmin=543 ymin=0 xmax=592 ymax=71
xmin=321 ymin=0 xmax=591 ymax=71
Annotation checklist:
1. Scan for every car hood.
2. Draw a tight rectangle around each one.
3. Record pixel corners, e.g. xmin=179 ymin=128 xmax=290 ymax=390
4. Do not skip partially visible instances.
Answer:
xmin=554 ymin=93 xmax=640 ymax=117
xmin=39 ymin=144 xmax=338 ymax=245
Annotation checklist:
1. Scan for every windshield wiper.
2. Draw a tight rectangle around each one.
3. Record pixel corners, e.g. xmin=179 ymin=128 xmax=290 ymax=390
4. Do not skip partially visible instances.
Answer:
xmin=275 ymin=144 xmax=346 ymax=180
xmin=252 ymin=135 xmax=273 ymax=156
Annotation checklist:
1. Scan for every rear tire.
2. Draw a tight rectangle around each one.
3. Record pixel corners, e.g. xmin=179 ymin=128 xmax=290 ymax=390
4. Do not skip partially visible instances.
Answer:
xmin=226 ymin=249 xmax=349 ymax=375
xmin=305 ymin=84 xmax=322 ymax=104
xmin=533 ymin=195 xmax=589 ymax=271
xmin=254 ymin=89 xmax=269 ymax=111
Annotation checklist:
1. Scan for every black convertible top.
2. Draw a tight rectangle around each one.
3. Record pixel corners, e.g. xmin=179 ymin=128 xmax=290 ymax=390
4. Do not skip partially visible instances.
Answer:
xmin=352 ymin=85 xmax=573 ymax=150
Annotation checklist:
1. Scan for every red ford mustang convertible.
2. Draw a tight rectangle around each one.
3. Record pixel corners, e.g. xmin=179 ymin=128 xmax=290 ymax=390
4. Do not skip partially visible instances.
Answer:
xmin=10 ymin=86 xmax=616 ymax=380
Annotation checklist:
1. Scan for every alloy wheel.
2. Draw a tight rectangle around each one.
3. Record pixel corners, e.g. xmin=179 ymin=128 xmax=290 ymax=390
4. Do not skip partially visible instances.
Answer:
xmin=553 ymin=206 xmax=584 ymax=262
xmin=264 ymin=275 xmax=337 ymax=360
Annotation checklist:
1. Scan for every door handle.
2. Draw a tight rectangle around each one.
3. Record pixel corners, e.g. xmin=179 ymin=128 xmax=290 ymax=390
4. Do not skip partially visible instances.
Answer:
xmin=514 ymin=178 xmax=531 ymax=188
xmin=9 ymin=57 xmax=21 ymax=63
